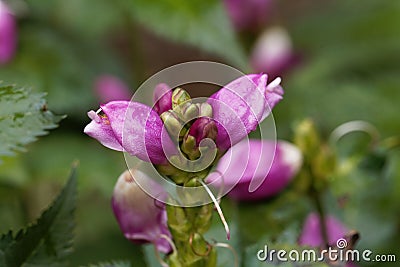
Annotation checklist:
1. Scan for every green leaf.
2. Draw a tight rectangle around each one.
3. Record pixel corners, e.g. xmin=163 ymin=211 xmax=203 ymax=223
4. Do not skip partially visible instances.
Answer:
xmin=0 ymin=167 xmax=77 ymax=267
xmin=84 ymin=260 xmax=131 ymax=267
xmin=122 ymin=0 xmax=247 ymax=68
xmin=0 ymin=85 xmax=64 ymax=160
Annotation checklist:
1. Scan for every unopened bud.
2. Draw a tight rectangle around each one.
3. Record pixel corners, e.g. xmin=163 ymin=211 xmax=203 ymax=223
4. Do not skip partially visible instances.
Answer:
xmin=160 ymin=110 xmax=187 ymax=141
xmin=294 ymin=119 xmax=321 ymax=160
xmin=172 ymin=87 xmax=191 ymax=109
xmin=198 ymin=103 xmax=213 ymax=118
xmin=182 ymin=117 xmax=218 ymax=160
xmin=112 ymin=170 xmax=172 ymax=253
xmin=181 ymin=103 xmax=199 ymax=121
xmin=153 ymin=83 xmax=172 ymax=115
xmin=191 ymin=233 xmax=209 ymax=256
xmin=194 ymin=204 xmax=213 ymax=234
xmin=166 ymin=204 xmax=191 ymax=241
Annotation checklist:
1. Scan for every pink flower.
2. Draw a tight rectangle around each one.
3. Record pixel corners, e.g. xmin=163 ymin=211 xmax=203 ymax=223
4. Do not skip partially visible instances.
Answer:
xmin=93 ymin=75 xmax=131 ymax=102
xmin=84 ymin=74 xmax=283 ymax=165
xmin=224 ymin=0 xmax=272 ymax=31
xmin=299 ymin=213 xmax=348 ymax=247
xmin=112 ymin=169 xmax=172 ymax=254
xmin=0 ymin=1 xmax=17 ymax=64
xmin=250 ymin=27 xmax=297 ymax=79
xmin=208 ymin=139 xmax=302 ymax=201
xmin=299 ymin=213 xmax=358 ymax=267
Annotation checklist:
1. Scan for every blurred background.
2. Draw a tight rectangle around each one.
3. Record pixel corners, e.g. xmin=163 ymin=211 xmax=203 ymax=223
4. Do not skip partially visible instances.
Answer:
xmin=0 ymin=0 xmax=399 ymax=266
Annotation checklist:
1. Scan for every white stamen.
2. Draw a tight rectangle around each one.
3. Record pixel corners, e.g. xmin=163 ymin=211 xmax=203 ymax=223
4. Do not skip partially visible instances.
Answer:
xmin=87 ymin=110 xmax=101 ymax=123
xmin=267 ymin=77 xmax=281 ymax=89
xmin=198 ymin=179 xmax=230 ymax=240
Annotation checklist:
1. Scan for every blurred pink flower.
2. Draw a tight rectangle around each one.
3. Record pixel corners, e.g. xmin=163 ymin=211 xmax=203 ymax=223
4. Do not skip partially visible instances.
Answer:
xmin=208 ymin=139 xmax=302 ymax=201
xmin=299 ymin=213 xmax=358 ymax=267
xmin=112 ymin=169 xmax=172 ymax=254
xmin=251 ymin=27 xmax=297 ymax=79
xmin=93 ymin=75 xmax=131 ymax=102
xmin=224 ymin=0 xmax=272 ymax=31
xmin=0 ymin=1 xmax=17 ymax=64
xmin=299 ymin=213 xmax=348 ymax=247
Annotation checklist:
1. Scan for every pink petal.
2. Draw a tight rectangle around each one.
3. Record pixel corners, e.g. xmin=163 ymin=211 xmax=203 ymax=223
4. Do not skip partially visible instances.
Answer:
xmin=112 ymin=170 xmax=172 ymax=254
xmin=84 ymin=101 xmax=175 ymax=164
xmin=208 ymin=74 xmax=283 ymax=150
xmin=111 ymin=101 xmax=175 ymax=164
xmin=84 ymin=110 xmax=123 ymax=151
xmin=299 ymin=213 xmax=348 ymax=247
xmin=153 ymin=83 xmax=172 ymax=115
xmin=207 ymin=139 xmax=302 ymax=201
xmin=93 ymin=75 xmax=131 ymax=102
xmin=0 ymin=2 xmax=17 ymax=64
xmin=250 ymin=27 xmax=295 ymax=78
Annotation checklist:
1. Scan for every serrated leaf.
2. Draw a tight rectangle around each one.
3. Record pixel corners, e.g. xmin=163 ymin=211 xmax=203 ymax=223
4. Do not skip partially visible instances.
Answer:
xmin=122 ymin=0 xmax=247 ymax=68
xmin=0 ymin=85 xmax=64 ymax=160
xmin=0 ymin=167 xmax=77 ymax=267
xmin=84 ymin=260 xmax=131 ymax=267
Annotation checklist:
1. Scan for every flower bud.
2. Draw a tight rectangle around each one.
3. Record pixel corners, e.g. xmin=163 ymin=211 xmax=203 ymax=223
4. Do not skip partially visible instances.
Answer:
xmin=93 ymin=75 xmax=131 ymax=102
xmin=197 ymin=103 xmax=213 ymax=118
xmin=250 ymin=27 xmax=296 ymax=78
xmin=0 ymin=1 xmax=17 ymax=64
xmin=160 ymin=110 xmax=187 ymax=141
xmin=182 ymin=117 xmax=218 ymax=160
xmin=299 ymin=213 xmax=359 ymax=267
xmin=180 ymin=103 xmax=199 ymax=122
xmin=112 ymin=169 xmax=172 ymax=253
xmin=208 ymin=139 xmax=302 ymax=201
xmin=223 ymin=0 xmax=272 ymax=31
xmin=191 ymin=233 xmax=209 ymax=256
xmin=166 ymin=204 xmax=191 ymax=241
xmin=299 ymin=213 xmax=347 ymax=247
xmin=172 ymin=87 xmax=191 ymax=109
xmin=153 ymin=83 xmax=172 ymax=115
xmin=294 ymin=119 xmax=321 ymax=161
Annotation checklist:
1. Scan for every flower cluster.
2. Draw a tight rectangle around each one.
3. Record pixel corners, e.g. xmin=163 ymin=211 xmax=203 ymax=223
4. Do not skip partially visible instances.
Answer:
xmin=84 ymin=74 xmax=304 ymax=261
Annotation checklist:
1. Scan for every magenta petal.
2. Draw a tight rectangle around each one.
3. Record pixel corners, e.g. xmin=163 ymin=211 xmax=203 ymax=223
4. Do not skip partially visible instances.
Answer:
xmin=105 ymin=101 xmax=174 ymax=164
xmin=208 ymin=139 xmax=302 ymax=201
xmin=0 ymin=2 xmax=17 ymax=64
xmin=299 ymin=213 xmax=348 ymax=247
xmin=84 ymin=101 xmax=175 ymax=164
xmin=153 ymin=83 xmax=172 ymax=115
xmin=224 ymin=0 xmax=272 ymax=31
xmin=112 ymin=170 xmax=172 ymax=254
xmin=250 ymin=27 xmax=295 ymax=78
xmin=208 ymin=74 xmax=283 ymax=150
xmin=84 ymin=110 xmax=123 ymax=151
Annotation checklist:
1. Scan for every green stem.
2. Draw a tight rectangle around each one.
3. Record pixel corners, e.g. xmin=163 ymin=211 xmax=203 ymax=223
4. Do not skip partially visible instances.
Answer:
xmin=166 ymin=204 xmax=216 ymax=267
xmin=311 ymin=188 xmax=329 ymax=248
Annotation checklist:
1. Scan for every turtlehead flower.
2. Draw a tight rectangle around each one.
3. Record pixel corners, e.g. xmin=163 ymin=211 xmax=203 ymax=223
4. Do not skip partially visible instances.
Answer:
xmin=299 ymin=213 xmax=348 ymax=247
xmin=112 ymin=169 xmax=172 ymax=253
xmin=251 ymin=27 xmax=296 ymax=79
xmin=299 ymin=213 xmax=358 ymax=267
xmin=84 ymin=74 xmax=283 ymax=169
xmin=224 ymin=0 xmax=272 ymax=31
xmin=208 ymin=139 xmax=302 ymax=201
xmin=94 ymin=75 xmax=131 ymax=102
xmin=0 ymin=1 xmax=17 ymax=64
